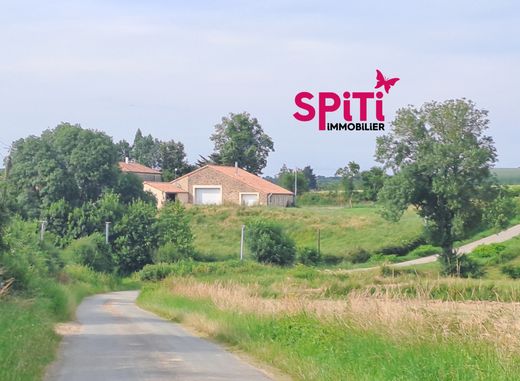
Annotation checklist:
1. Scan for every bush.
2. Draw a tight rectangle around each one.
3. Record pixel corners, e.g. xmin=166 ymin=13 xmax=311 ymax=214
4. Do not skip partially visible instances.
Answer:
xmin=64 ymin=233 xmax=113 ymax=273
xmin=409 ymin=244 xmax=441 ymax=258
xmin=346 ymin=248 xmax=371 ymax=264
xmin=113 ymin=200 xmax=158 ymax=275
xmin=501 ymin=264 xmax=520 ymax=279
xmin=154 ymin=242 xmax=192 ymax=263
xmin=156 ymin=201 xmax=194 ymax=260
xmin=471 ymin=243 xmax=506 ymax=259
xmin=458 ymin=255 xmax=486 ymax=278
xmin=298 ymin=247 xmax=322 ymax=265
xmin=379 ymin=237 xmax=426 ymax=256
xmin=139 ymin=263 xmax=179 ymax=281
xmin=246 ymin=219 xmax=296 ymax=266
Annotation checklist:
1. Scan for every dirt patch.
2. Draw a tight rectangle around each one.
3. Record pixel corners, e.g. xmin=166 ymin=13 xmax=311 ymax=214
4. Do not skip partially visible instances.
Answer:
xmin=54 ymin=322 xmax=82 ymax=336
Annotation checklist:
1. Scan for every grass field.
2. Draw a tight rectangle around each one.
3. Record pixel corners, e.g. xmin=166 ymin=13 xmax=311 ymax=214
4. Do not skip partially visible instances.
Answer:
xmin=492 ymin=168 xmax=520 ymax=185
xmin=187 ymin=205 xmax=423 ymax=261
xmin=137 ymin=261 xmax=520 ymax=380
xmin=0 ymin=266 xmax=137 ymax=381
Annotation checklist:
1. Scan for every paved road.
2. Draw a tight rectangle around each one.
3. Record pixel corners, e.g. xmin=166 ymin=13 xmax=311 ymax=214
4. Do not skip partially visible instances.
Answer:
xmin=45 ymin=291 xmax=272 ymax=381
xmin=349 ymin=223 xmax=520 ymax=272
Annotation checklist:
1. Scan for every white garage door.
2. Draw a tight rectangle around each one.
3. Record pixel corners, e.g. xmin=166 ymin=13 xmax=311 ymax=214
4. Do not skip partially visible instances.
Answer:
xmin=194 ymin=187 xmax=221 ymax=205
xmin=240 ymin=193 xmax=259 ymax=206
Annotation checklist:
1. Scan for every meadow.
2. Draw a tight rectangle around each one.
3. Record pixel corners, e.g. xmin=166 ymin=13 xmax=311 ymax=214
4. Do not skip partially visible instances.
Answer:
xmin=137 ymin=259 xmax=520 ymax=381
xmin=187 ymin=205 xmax=423 ymax=262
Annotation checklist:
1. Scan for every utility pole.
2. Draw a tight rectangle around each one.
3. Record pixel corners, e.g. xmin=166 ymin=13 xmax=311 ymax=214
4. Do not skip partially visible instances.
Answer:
xmin=105 ymin=221 xmax=111 ymax=244
xmin=240 ymin=225 xmax=245 ymax=261
xmin=39 ymin=220 xmax=47 ymax=242
xmin=294 ymin=168 xmax=298 ymax=206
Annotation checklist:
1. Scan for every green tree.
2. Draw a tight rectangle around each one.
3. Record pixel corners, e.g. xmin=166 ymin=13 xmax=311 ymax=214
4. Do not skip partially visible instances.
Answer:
xmin=113 ymin=200 xmax=158 ymax=274
xmin=335 ymin=161 xmax=360 ymax=208
xmin=360 ymin=167 xmax=387 ymax=201
xmin=246 ymin=219 xmax=296 ymax=265
xmin=302 ymin=165 xmax=317 ymax=190
xmin=115 ymin=139 xmax=131 ymax=161
xmin=210 ymin=112 xmax=274 ymax=175
xmin=276 ymin=165 xmax=309 ymax=194
xmin=157 ymin=140 xmax=192 ymax=181
xmin=155 ymin=201 xmax=194 ymax=262
xmin=131 ymin=129 xmax=159 ymax=168
xmin=376 ymin=99 xmax=497 ymax=274
xmin=6 ymin=123 xmax=119 ymax=214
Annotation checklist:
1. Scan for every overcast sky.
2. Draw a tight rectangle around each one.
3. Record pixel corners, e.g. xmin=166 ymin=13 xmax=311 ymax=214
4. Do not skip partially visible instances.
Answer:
xmin=0 ymin=1 xmax=518 ymax=176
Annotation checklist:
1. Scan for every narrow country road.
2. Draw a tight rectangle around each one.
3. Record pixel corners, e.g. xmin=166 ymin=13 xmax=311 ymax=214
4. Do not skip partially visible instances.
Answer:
xmin=44 ymin=291 xmax=273 ymax=381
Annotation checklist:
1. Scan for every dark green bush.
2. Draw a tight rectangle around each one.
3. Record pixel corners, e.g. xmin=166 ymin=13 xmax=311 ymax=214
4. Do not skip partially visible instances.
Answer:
xmin=458 ymin=255 xmax=486 ymax=278
xmin=346 ymin=248 xmax=371 ymax=264
xmin=379 ymin=237 xmax=426 ymax=256
xmin=139 ymin=263 xmax=179 ymax=281
xmin=246 ymin=219 xmax=296 ymax=266
xmin=298 ymin=247 xmax=322 ymax=265
xmin=64 ymin=233 xmax=113 ymax=273
xmin=501 ymin=264 xmax=520 ymax=279
xmin=471 ymin=244 xmax=506 ymax=259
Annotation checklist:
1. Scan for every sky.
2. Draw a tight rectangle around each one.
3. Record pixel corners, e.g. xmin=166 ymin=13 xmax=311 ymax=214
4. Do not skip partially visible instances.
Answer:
xmin=0 ymin=1 xmax=519 ymax=176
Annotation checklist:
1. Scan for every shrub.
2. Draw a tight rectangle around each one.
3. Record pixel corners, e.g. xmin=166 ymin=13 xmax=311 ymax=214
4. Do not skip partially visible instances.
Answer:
xmin=156 ymin=201 xmax=194 ymax=260
xmin=64 ymin=233 xmax=113 ymax=272
xmin=246 ymin=219 xmax=296 ymax=266
xmin=346 ymin=248 xmax=371 ymax=264
xmin=471 ymin=243 xmax=506 ymax=258
xmin=379 ymin=237 xmax=426 ymax=256
xmin=501 ymin=264 xmax=520 ymax=279
xmin=409 ymin=244 xmax=441 ymax=258
xmin=298 ymin=247 xmax=322 ymax=265
xmin=113 ymin=200 xmax=158 ymax=275
xmin=458 ymin=255 xmax=486 ymax=278
xmin=139 ymin=263 xmax=178 ymax=281
xmin=154 ymin=242 xmax=192 ymax=263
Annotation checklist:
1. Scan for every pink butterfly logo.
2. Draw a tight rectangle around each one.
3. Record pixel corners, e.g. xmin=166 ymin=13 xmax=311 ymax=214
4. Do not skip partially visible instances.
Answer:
xmin=375 ymin=69 xmax=400 ymax=93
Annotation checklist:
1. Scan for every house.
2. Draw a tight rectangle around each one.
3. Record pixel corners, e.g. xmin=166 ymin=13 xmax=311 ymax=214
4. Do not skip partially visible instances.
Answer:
xmin=119 ymin=159 xmax=162 ymax=182
xmin=143 ymin=164 xmax=293 ymax=207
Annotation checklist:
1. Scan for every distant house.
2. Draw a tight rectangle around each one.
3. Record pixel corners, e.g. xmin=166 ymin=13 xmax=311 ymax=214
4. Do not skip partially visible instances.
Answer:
xmin=118 ymin=159 xmax=162 ymax=182
xmin=143 ymin=164 xmax=293 ymax=208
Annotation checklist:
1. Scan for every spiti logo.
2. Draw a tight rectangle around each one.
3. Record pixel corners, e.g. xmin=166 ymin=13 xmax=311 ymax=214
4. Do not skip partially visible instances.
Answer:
xmin=293 ymin=69 xmax=399 ymax=131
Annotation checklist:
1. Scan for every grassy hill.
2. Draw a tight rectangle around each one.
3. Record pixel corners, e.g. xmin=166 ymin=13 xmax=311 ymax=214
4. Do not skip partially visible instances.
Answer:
xmin=187 ymin=205 xmax=423 ymax=261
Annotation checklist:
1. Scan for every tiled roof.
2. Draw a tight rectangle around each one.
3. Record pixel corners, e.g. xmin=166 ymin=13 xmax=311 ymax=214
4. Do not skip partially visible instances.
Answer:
xmin=119 ymin=162 xmax=161 ymax=174
xmin=206 ymin=165 xmax=293 ymax=195
xmin=143 ymin=181 xmax=187 ymax=193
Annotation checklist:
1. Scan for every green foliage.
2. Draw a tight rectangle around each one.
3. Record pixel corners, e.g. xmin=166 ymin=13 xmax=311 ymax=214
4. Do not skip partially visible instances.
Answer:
xmin=483 ymin=190 xmax=517 ymax=229
xmin=409 ymin=244 xmax=441 ymax=258
xmin=210 ymin=112 xmax=274 ymax=175
xmin=158 ymin=140 xmax=193 ymax=180
xmin=457 ymin=255 xmax=486 ymax=278
xmin=131 ymin=129 xmax=160 ymax=168
xmin=7 ymin=123 xmax=119 ymax=215
xmin=345 ymin=248 xmax=371 ymax=263
xmin=246 ymin=219 xmax=296 ymax=265
xmin=360 ymin=166 xmax=387 ymax=201
xmin=276 ymin=164 xmax=308 ymax=194
xmin=64 ymin=233 xmax=113 ymax=273
xmin=156 ymin=201 xmax=194 ymax=260
xmin=376 ymin=99 xmax=498 ymax=274
xmin=296 ymin=191 xmax=344 ymax=206
xmin=297 ymin=247 xmax=322 ymax=265
xmin=501 ymin=264 xmax=520 ymax=279
xmin=113 ymin=200 xmax=158 ymax=274
xmin=113 ymin=172 xmax=155 ymax=205
xmin=302 ymin=165 xmax=317 ymax=190
xmin=335 ymin=161 xmax=360 ymax=207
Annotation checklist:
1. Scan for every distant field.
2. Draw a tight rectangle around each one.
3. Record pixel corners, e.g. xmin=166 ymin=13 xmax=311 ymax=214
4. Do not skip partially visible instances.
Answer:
xmin=187 ymin=205 xmax=423 ymax=261
xmin=492 ymin=168 xmax=520 ymax=184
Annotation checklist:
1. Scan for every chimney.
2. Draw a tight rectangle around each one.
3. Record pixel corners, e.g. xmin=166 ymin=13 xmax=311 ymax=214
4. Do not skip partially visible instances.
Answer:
xmin=125 ymin=157 xmax=129 ymax=164
xmin=235 ymin=161 xmax=238 ymax=175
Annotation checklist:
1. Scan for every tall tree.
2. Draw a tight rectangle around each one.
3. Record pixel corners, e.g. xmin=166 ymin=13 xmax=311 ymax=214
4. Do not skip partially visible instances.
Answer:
xmin=302 ymin=165 xmax=317 ymax=190
xmin=276 ymin=165 xmax=309 ymax=194
xmin=157 ymin=140 xmax=192 ymax=181
xmin=115 ymin=139 xmax=131 ymax=162
xmin=376 ymin=99 xmax=498 ymax=274
xmin=335 ymin=161 xmax=360 ymax=208
xmin=131 ymin=129 xmax=160 ymax=168
xmin=210 ymin=112 xmax=274 ymax=175
xmin=360 ymin=167 xmax=387 ymax=201
xmin=6 ymin=123 xmax=119 ymax=215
